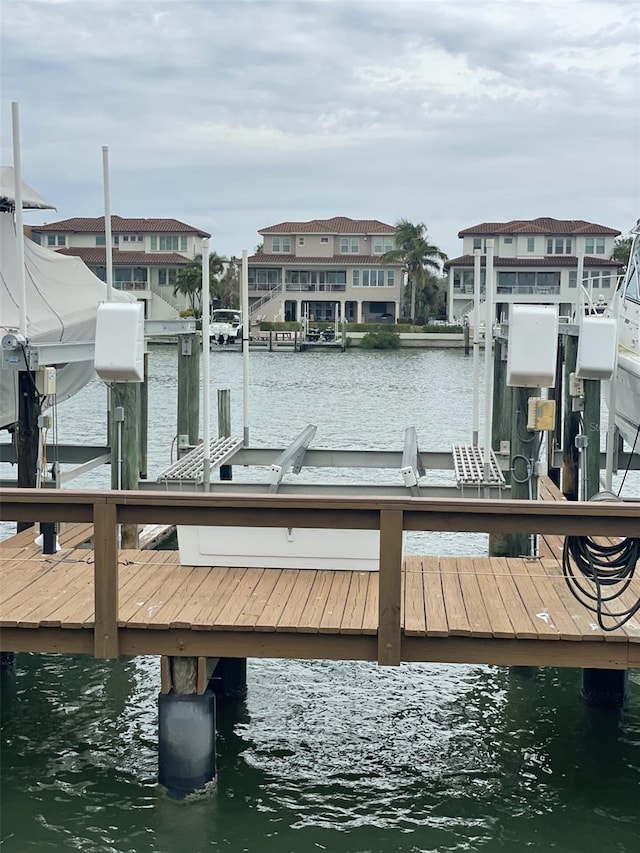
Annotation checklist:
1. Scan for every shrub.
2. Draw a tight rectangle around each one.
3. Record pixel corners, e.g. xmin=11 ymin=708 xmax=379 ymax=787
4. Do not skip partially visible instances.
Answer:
xmin=360 ymin=330 xmax=401 ymax=350
xmin=421 ymin=324 xmax=463 ymax=333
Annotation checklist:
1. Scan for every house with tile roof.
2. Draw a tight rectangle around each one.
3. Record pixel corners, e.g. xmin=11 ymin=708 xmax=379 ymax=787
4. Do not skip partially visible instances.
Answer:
xmin=445 ymin=217 xmax=623 ymax=323
xmin=31 ymin=215 xmax=210 ymax=321
xmin=247 ymin=217 xmax=405 ymax=325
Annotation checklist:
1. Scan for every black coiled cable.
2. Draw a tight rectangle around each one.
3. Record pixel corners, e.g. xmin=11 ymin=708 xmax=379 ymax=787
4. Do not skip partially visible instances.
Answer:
xmin=562 ymin=534 xmax=640 ymax=631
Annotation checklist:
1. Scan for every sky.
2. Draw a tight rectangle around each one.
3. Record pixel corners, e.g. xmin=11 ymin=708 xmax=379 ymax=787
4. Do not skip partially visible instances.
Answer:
xmin=1 ymin=0 xmax=638 ymax=260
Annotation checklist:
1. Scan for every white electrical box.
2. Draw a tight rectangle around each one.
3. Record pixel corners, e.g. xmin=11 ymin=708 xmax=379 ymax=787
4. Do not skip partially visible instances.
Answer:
xmin=507 ymin=305 xmax=559 ymax=387
xmin=94 ymin=302 xmax=144 ymax=382
xmin=575 ymin=316 xmax=618 ymax=380
xmin=35 ymin=366 xmax=57 ymax=396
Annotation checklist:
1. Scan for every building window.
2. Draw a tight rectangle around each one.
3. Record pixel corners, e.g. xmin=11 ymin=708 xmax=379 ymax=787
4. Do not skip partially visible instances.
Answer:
xmin=46 ymin=235 xmax=56 ymax=246
xmin=320 ymin=237 xmax=329 ymax=244
xmin=158 ymin=268 xmax=178 ymax=286
xmin=527 ymin=238 xmax=535 ymax=252
xmin=96 ymin=235 xmax=106 ymax=246
xmin=298 ymin=237 xmax=305 ymax=246
xmin=361 ymin=269 xmax=388 ymax=286
xmin=387 ymin=270 xmax=395 ymax=286
xmin=546 ymin=238 xmax=572 ymax=254
xmin=340 ymin=237 xmax=359 ymax=253
xmin=353 ymin=270 xmax=360 ymax=286
xmin=473 ymin=238 xmax=482 ymax=251
xmin=569 ymin=271 xmax=577 ymax=288
xmin=272 ymin=236 xmax=291 ymax=253
xmin=149 ymin=235 xmax=188 ymax=251
xmin=585 ymin=238 xmax=606 ymax=254
xmin=504 ymin=237 xmax=513 ymax=244
xmin=46 ymin=234 xmax=66 ymax=247
xmin=373 ymin=237 xmax=393 ymax=254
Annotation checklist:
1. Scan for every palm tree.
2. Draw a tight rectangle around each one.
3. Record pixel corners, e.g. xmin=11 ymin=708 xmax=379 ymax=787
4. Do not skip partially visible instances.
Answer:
xmin=173 ymin=252 xmax=225 ymax=316
xmin=381 ymin=219 xmax=448 ymax=323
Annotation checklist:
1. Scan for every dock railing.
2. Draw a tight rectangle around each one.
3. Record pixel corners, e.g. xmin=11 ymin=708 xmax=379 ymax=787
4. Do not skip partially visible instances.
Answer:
xmin=1 ymin=488 xmax=638 ymax=664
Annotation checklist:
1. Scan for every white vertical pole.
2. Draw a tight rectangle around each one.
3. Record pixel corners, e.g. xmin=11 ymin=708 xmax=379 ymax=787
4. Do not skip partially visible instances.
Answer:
xmin=576 ymin=247 xmax=585 ymax=323
xmin=483 ymin=239 xmax=495 ymax=479
xmin=201 ymin=237 xmax=211 ymax=489
xmin=11 ymin=103 xmax=27 ymax=338
xmin=472 ymin=248 xmax=482 ymax=445
xmin=241 ymin=249 xmax=250 ymax=446
xmin=604 ymin=368 xmax=618 ymax=492
xmin=102 ymin=146 xmax=113 ymax=301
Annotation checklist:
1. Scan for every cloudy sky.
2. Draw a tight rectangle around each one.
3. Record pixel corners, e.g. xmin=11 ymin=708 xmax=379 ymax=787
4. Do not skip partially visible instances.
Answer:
xmin=1 ymin=0 xmax=638 ymax=258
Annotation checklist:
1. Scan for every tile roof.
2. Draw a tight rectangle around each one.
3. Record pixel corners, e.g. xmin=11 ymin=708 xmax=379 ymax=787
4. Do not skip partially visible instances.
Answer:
xmin=457 ymin=218 xmax=620 ymax=237
xmin=444 ymin=254 xmax=624 ymax=270
xmin=248 ymin=253 xmax=404 ymax=266
xmin=35 ymin=215 xmax=210 ymax=237
xmin=56 ymin=247 xmax=191 ymax=266
xmin=259 ymin=217 xmax=395 ymax=235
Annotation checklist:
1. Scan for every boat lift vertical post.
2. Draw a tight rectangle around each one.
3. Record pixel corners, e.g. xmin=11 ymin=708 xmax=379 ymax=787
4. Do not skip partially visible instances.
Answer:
xmin=201 ymin=237 xmax=211 ymax=490
xmin=11 ymin=103 xmax=27 ymax=338
xmin=241 ymin=249 xmax=250 ymax=447
xmin=102 ymin=146 xmax=113 ymax=303
xmin=482 ymin=239 xmax=495 ymax=484
xmin=472 ymin=248 xmax=482 ymax=446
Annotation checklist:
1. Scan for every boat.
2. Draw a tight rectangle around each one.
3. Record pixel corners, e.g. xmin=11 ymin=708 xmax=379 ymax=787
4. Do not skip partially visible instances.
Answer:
xmin=608 ymin=223 xmax=640 ymax=452
xmin=209 ymin=308 xmax=242 ymax=345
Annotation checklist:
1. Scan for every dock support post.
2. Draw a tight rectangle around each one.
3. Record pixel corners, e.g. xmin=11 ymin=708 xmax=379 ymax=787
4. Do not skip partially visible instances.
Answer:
xmin=177 ymin=333 xmax=200 ymax=447
xmin=110 ymin=383 xmax=140 ymax=549
xmin=463 ymin=320 xmax=470 ymax=356
xmin=210 ymin=658 xmax=248 ymax=701
xmin=158 ymin=691 xmax=216 ymax=797
xmin=562 ymin=334 xmax=580 ymax=500
xmin=139 ymin=352 xmax=149 ymax=480
xmin=16 ymin=370 xmax=40 ymax=531
xmin=158 ymin=656 xmax=217 ymax=796
xmin=583 ymin=378 xmax=601 ymax=500
xmin=581 ymin=669 xmax=628 ymax=710
xmin=218 ymin=389 xmax=232 ymax=481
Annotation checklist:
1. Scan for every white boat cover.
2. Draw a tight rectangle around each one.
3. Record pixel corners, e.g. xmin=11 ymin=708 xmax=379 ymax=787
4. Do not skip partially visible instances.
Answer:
xmin=0 ymin=166 xmax=55 ymax=210
xmin=0 ymin=212 xmax=134 ymax=429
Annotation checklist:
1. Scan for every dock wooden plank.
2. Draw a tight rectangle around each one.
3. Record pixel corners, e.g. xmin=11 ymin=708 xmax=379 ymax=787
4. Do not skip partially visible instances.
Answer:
xmin=145 ymin=565 xmax=208 ymax=630
xmin=118 ymin=552 xmax=182 ymax=625
xmin=255 ymin=569 xmax=300 ymax=632
xmin=278 ymin=570 xmax=317 ymax=632
xmin=472 ymin=558 xmax=516 ymax=638
xmin=232 ymin=570 xmax=282 ymax=630
xmin=1 ymin=555 xmax=90 ymax=627
xmin=318 ymin=571 xmax=351 ymax=634
xmin=297 ymin=570 xmax=337 ymax=633
xmin=506 ymin=558 xmax=560 ymax=640
xmin=488 ymin=557 xmax=538 ymax=639
xmin=457 ymin=557 xmax=493 ymax=638
xmin=0 ymin=555 xmax=65 ymax=607
xmin=422 ymin=556 xmax=448 ymax=636
xmin=530 ymin=557 xmax=585 ymax=641
xmin=440 ymin=557 xmax=471 ymax=636
xmin=172 ymin=565 xmax=232 ymax=629
xmin=190 ymin=567 xmax=248 ymax=630
xmin=216 ymin=569 xmax=268 ymax=630
xmin=16 ymin=559 xmax=90 ymax=628
xmin=539 ymin=559 xmax=609 ymax=642
xmin=340 ymin=571 xmax=370 ymax=635
xmin=170 ymin=566 xmax=217 ymax=629
xmin=39 ymin=564 xmax=94 ymax=629
xmin=403 ymin=557 xmax=427 ymax=636
xmin=361 ymin=571 xmax=379 ymax=635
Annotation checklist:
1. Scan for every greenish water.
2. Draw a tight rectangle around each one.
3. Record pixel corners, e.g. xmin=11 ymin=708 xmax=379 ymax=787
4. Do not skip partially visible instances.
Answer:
xmin=2 ymin=657 xmax=639 ymax=852
xmin=1 ymin=348 xmax=639 ymax=851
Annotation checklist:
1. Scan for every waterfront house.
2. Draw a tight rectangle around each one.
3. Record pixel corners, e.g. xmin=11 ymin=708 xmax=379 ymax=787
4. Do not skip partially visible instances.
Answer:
xmin=445 ymin=217 xmax=623 ymax=323
xmin=247 ymin=217 xmax=405 ymax=324
xmin=31 ymin=216 xmax=210 ymax=320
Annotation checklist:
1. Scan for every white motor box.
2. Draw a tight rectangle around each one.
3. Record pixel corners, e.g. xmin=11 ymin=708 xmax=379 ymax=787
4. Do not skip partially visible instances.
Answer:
xmin=94 ymin=302 xmax=144 ymax=382
xmin=575 ymin=316 xmax=618 ymax=380
xmin=507 ymin=304 xmax=559 ymax=387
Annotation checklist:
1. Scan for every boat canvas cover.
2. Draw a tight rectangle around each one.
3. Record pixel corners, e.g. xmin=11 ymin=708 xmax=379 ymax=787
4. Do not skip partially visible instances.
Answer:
xmin=0 ymin=212 xmax=134 ymax=429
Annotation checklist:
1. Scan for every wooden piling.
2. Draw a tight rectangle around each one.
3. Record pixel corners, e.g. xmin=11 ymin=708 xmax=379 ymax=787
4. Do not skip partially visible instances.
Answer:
xmin=177 ymin=333 xmax=200 ymax=447
xmin=562 ymin=334 xmax=580 ymax=500
xmin=218 ymin=389 xmax=232 ymax=481
xmin=110 ymin=382 xmax=140 ymax=548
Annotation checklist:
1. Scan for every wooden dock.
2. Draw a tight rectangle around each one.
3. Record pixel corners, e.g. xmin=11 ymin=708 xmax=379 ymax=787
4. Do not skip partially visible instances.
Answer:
xmin=1 ymin=485 xmax=639 ymax=669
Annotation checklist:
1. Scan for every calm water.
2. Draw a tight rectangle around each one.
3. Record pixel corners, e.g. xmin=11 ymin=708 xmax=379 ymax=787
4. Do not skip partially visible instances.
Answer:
xmin=1 ymin=347 xmax=639 ymax=852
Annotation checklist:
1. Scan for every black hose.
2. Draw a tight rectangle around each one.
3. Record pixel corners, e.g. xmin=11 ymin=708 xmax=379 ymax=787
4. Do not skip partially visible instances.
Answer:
xmin=562 ymin=534 xmax=640 ymax=631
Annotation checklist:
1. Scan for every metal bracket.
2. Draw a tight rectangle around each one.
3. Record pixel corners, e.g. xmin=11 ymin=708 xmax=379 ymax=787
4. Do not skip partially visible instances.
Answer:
xmin=268 ymin=424 xmax=317 ymax=492
xmin=400 ymin=426 xmax=426 ymax=494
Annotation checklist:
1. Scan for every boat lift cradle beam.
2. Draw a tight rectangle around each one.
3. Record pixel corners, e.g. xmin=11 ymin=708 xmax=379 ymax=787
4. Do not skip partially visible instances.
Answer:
xmin=268 ymin=424 xmax=317 ymax=492
xmin=400 ymin=426 xmax=426 ymax=495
